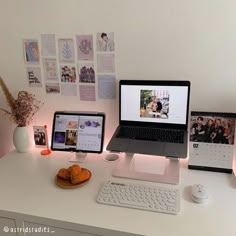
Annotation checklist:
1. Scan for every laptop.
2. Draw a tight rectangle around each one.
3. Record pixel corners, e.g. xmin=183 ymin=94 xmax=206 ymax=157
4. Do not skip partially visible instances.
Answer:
xmin=106 ymin=80 xmax=191 ymax=158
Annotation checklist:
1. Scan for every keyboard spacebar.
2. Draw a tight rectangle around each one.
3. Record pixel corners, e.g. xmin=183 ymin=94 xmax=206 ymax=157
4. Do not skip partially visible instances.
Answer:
xmin=119 ymin=200 xmax=149 ymax=208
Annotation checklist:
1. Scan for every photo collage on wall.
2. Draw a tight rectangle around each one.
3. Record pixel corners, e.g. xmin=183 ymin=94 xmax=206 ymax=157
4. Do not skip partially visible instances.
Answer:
xmin=23 ymin=32 xmax=116 ymax=100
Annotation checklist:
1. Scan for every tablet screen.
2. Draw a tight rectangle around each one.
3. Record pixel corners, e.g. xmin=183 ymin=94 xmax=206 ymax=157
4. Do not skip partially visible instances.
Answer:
xmin=51 ymin=112 xmax=105 ymax=153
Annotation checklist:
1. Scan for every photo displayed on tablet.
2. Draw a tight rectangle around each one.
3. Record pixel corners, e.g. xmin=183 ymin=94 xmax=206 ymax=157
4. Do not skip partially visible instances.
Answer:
xmin=33 ymin=126 xmax=47 ymax=147
xmin=190 ymin=113 xmax=235 ymax=145
xmin=51 ymin=112 xmax=105 ymax=153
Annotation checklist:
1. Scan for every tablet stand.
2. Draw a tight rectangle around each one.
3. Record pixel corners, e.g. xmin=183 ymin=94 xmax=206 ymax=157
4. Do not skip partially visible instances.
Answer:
xmin=69 ymin=152 xmax=88 ymax=163
xmin=112 ymin=153 xmax=180 ymax=185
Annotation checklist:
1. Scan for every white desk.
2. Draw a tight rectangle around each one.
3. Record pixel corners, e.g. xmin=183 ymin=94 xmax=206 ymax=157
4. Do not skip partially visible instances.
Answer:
xmin=0 ymin=150 xmax=236 ymax=236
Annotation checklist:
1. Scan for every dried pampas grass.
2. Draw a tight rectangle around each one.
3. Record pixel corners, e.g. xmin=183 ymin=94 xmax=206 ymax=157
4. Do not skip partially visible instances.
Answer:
xmin=0 ymin=77 xmax=43 ymax=127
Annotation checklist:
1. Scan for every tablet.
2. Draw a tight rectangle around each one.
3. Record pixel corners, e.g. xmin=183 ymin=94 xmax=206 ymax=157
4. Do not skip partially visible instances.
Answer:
xmin=51 ymin=111 xmax=105 ymax=153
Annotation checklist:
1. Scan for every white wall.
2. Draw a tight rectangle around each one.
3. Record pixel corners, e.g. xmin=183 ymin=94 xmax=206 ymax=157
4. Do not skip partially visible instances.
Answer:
xmin=0 ymin=0 xmax=236 ymax=157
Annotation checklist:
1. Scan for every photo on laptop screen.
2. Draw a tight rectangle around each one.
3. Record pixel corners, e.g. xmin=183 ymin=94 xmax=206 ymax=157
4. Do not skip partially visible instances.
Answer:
xmin=121 ymin=83 xmax=189 ymax=125
xmin=140 ymin=89 xmax=170 ymax=119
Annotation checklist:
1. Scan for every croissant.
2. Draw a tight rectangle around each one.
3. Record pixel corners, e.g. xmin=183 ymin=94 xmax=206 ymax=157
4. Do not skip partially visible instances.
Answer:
xmin=71 ymin=169 xmax=90 ymax=184
xmin=70 ymin=164 xmax=82 ymax=177
xmin=57 ymin=168 xmax=70 ymax=180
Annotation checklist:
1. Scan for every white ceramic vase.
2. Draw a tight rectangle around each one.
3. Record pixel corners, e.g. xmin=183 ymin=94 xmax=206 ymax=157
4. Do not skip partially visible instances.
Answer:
xmin=13 ymin=126 xmax=30 ymax=153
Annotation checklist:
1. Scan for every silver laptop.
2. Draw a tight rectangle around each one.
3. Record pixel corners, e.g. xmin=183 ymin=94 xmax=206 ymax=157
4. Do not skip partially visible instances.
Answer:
xmin=107 ymin=80 xmax=191 ymax=158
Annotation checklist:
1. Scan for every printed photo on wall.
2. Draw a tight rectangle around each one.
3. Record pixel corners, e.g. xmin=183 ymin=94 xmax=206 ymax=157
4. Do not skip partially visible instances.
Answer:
xmin=78 ymin=63 xmax=95 ymax=83
xmin=140 ymin=90 xmax=169 ymax=119
xmin=76 ymin=35 xmax=94 ymax=61
xmin=97 ymin=54 xmax=115 ymax=73
xmin=23 ymin=39 xmax=40 ymax=63
xmin=79 ymin=85 xmax=96 ymax=101
xmin=33 ymin=126 xmax=47 ymax=147
xmin=58 ymin=39 xmax=75 ymax=63
xmin=96 ymin=32 xmax=115 ymax=52
xmin=61 ymin=83 xmax=77 ymax=96
xmin=42 ymin=58 xmax=58 ymax=81
xmin=98 ymin=75 xmax=116 ymax=99
xmin=41 ymin=34 xmax=56 ymax=57
xmin=45 ymin=82 xmax=60 ymax=94
xmin=190 ymin=113 xmax=236 ymax=144
xmin=27 ymin=67 xmax=42 ymax=87
xmin=60 ymin=65 xmax=76 ymax=83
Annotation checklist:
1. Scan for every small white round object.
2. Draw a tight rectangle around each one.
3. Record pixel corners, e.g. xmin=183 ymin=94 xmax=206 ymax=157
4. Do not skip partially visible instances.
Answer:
xmin=191 ymin=184 xmax=209 ymax=204
xmin=103 ymin=153 xmax=120 ymax=162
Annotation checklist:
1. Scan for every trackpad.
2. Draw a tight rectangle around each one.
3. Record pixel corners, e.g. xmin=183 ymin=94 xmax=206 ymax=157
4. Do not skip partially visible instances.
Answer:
xmin=129 ymin=140 xmax=165 ymax=156
xmin=108 ymin=138 xmax=131 ymax=152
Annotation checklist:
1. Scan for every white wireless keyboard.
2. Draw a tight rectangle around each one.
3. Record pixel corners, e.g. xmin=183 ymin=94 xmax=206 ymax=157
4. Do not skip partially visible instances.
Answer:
xmin=97 ymin=181 xmax=180 ymax=215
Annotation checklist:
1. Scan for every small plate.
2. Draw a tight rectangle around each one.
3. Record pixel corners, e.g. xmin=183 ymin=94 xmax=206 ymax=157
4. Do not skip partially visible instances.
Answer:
xmin=55 ymin=168 xmax=91 ymax=189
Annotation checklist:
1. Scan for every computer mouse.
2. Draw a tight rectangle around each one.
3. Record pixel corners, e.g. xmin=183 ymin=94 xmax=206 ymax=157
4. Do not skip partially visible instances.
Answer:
xmin=191 ymin=184 xmax=209 ymax=204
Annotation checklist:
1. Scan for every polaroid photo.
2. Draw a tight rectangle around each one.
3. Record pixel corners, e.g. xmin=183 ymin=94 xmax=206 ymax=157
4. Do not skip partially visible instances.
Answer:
xmin=33 ymin=126 xmax=47 ymax=147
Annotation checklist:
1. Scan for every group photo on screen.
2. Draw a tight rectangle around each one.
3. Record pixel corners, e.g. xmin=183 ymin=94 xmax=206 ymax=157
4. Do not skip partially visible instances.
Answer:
xmin=140 ymin=90 xmax=169 ymax=119
xmin=79 ymin=118 xmax=101 ymax=129
xmin=190 ymin=115 xmax=235 ymax=144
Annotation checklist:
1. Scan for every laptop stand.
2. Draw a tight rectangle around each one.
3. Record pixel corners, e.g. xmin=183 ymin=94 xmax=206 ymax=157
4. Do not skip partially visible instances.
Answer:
xmin=112 ymin=153 xmax=180 ymax=185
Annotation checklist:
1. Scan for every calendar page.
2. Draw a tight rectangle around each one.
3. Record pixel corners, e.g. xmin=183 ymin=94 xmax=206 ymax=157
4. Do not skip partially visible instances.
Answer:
xmin=188 ymin=111 xmax=236 ymax=173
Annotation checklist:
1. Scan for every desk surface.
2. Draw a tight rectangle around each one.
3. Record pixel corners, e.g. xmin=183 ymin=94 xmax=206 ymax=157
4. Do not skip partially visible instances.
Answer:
xmin=0 ymin=150 xmax=236 ymax=236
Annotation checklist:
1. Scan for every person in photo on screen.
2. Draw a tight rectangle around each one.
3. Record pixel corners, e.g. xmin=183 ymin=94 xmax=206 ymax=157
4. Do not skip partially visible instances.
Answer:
xmin=152 ymin=98 xmax=157 ymax=113
xmin=156 ymin=98 xmax=163 ymax=112
xmin=100 ymin=33 xmax=115 ymax=51
xmin=151 ymin=97 xmax=162 ymax=116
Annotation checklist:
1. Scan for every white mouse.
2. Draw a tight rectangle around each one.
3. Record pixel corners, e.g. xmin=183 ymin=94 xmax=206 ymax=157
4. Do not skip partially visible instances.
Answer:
xmin=191 ymin=184 xmax=209 ymax=204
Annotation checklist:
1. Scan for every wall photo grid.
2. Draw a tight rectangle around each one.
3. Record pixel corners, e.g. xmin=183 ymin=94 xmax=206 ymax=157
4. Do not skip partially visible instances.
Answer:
xmin=23 ymin=32 xmax=116 ymax=100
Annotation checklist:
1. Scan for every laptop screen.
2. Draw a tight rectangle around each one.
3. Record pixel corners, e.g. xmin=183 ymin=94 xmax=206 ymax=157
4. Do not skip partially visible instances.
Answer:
xmin=120 ymin=81 xmax=190 ymax=126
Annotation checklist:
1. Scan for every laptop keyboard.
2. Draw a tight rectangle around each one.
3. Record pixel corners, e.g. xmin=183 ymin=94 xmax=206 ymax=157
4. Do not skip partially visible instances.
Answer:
xmin=117 ymin=126 xmax=184 ymax=143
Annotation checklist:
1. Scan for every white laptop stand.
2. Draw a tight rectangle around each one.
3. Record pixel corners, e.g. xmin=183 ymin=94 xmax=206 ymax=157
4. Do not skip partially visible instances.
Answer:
xmin=112 ymin=153 xmax=180 ymax=185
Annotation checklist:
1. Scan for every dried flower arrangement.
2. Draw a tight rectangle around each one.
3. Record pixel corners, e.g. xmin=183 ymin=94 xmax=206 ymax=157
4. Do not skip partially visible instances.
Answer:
xmin=0 ymin=77 xmax=43 ymax=127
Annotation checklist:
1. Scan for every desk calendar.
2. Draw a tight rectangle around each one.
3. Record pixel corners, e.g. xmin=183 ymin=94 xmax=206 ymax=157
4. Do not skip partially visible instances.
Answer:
xmin=188 ymin=111 xmax=236 ymax=173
